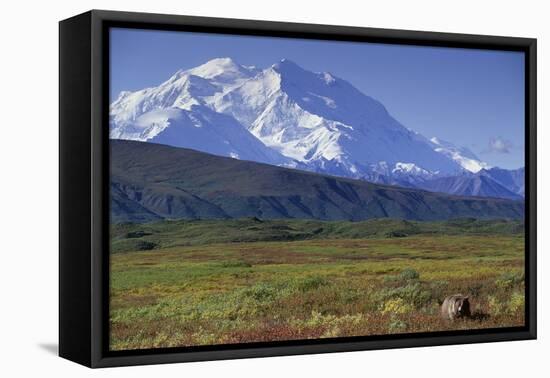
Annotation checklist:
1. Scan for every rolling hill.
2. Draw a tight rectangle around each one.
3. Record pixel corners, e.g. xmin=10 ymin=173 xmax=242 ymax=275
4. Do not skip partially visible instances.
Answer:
xmin=110 ymin=140 xmax=524 ymax=223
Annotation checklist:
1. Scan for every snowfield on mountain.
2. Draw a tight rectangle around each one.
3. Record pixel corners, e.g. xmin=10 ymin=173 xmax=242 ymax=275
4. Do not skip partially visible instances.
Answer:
xmin=110 ymin=57 xmax=523 ymax=199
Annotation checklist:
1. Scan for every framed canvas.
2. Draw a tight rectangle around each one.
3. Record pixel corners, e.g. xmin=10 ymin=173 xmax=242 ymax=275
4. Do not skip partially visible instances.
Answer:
xmin=59 ymin=10 xmax=537 ymax=368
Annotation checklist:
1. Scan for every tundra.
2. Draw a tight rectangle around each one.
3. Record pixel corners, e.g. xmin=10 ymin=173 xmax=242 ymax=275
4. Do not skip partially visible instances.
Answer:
xmin=441 ymin=294 xmax=471 ymax=320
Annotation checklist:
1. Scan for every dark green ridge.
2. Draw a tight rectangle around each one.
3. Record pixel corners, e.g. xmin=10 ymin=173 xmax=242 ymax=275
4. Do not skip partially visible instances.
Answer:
xmin=110 ymin=140 xmax=524 ymax=224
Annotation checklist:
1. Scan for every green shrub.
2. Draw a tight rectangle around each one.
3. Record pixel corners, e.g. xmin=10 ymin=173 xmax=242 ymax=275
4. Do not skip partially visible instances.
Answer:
xmin=383 ymin=268 xmax=420 ymax=284
xmin=242 ymin=284 xmax=278 ymax=302
xmin=293 ymin=276 xmax=329 ymax=292
xmin=495 ymin=272 xmax=524 ymax=290
xmin=340 ymin=289 xmax=360 ymax=304
xmin=399 ymin=268 xmax=420 ymax=281
xmin=135 ymin=241 xmax=157 ymax=251
xmin=220 ymin=260 xmax=252 ymax=268
xmin=377 ymin=282 xmax=431 ymax=308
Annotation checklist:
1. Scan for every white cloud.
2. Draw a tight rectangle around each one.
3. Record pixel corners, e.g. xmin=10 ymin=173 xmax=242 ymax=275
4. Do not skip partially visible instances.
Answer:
xmin=488 ymin=137 xmax=513 ymax=154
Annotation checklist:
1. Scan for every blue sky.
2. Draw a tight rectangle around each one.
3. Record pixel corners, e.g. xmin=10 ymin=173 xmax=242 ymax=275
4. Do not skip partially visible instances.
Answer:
xmin=110 ymin=28 xmax=525 ymax=169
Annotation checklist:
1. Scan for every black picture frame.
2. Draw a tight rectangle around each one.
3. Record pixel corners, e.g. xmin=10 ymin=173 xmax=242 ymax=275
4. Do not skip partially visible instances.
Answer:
xmin=59 ymin=9 xmax=537 ymax=368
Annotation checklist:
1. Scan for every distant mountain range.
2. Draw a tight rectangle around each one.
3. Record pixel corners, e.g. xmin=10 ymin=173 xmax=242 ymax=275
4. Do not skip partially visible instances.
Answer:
xmin=415 ymin=167 xmax=525 ymax=200
xmin=110 ymin=140 xmax=524 ymax=223
xmin=110 ymin=57 xmax=524 ymax=200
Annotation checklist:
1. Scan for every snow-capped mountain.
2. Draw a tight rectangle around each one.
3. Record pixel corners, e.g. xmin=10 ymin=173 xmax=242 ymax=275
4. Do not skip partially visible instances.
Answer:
xmin=110 ymin=57 xmax=515 ymax=199
xmin=212 ymin=59 xmax=464 ymax=178
xmin=109 ymin=58 xmax=292 ymax=165
xmin=115 ymin=105 xmax=291 ymax=165
xmin=110 ymin=58 xmax=259 ymax=136
xmin=429 ymin=137 xmax=490 ymax=173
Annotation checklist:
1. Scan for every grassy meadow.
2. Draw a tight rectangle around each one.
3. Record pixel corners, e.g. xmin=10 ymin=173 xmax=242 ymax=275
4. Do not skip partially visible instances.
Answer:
xmin=109 ymin=218 xmax=525 ymax=351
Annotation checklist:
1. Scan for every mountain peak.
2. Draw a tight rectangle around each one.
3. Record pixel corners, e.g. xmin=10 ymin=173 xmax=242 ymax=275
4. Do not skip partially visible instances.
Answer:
xmin=110 ymin=58 xmax=498 ymax=195
xmin=192 ymin=57 xmax=239 ymax=72
xmin=204 ymin=57 xmax=238 ymax=66
xmin=272 ymin=58 xmax=306 ymax=73
xmin=166 ymin=58 xmax=242 ymax=82
xmin=271 ymin=60 xmax=338 ymax=87
xmin=185 ymin=57 xmax=260 ymax=83
xmin=278 ymin=58 xmax=297 ymax=65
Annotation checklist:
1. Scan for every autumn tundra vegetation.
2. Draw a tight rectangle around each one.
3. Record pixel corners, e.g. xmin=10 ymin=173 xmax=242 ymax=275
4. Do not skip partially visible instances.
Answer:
xmin=109 ymin=218 xmax=525 ymax=350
